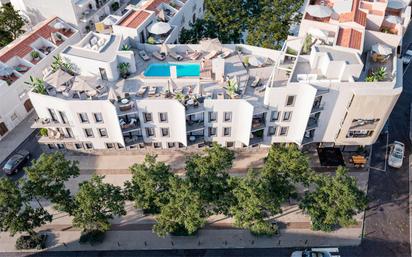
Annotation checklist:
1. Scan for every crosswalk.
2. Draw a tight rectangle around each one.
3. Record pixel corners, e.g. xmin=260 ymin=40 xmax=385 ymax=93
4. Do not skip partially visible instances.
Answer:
xmin=311 ymin=248 xmax=340 ymax=257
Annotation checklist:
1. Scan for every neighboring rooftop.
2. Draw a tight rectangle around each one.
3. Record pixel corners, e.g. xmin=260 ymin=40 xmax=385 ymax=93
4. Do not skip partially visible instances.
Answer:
xmin=119 ymin=10 xmax=151 ymax=28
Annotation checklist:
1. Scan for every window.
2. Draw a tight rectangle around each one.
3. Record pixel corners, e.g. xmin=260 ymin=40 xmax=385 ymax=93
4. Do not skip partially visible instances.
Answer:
xmin=159 ymin=112 xmax=168 ymax=122
xmin=286 ymin=95 xmax=296 ymax=106
xmin=84 ymin=128 xmax=94 ymax=138
xmin=146 ymin=127 xmax=155 ymax=137
xmin=48 ymin=108 xmax=58 ymax=122
xmin=268 ymin=126 xmax=277 ymax=136
xmin=208 ymin=127 xmax=217 ymax=136
xmin=105 ymin=143 xmax=115 ymax=149
xmin=226 ymin=142 xmax=234 ymax=147
xmin=153 ymin=142 xmax=162 ymax=148
xmin=57 ymin=144 xmax=65 ymax=149
xmin=93 ymin=113 xmax=103 ymax=123
xmin=347 ymin=130 xmax=374 ymax=138
xmin=270 ymin=111 xmax=280 ymax=122
xmin=223 ymin=127 xmax=231 ymax=136
xmin=47 ymin=144 xmax=56 ymax=149
xmin=117 ymin=143 xmax=124 ymax=149
xmin=208 ymin=112 xmax=217 ymax=122
xmin=85 ymin=143 xmax=93 ymax=149
xmin=168 ymin=142 xmax=175 ymax=148
xmin=59 ymin=111 xmax=68 ymax=124
xmin=98 ymin=128 xmax=108 ymax=137
xmin=161 ymin=128 xmax=169 ymax=137
xmin=224 ymin=112 xmax=232 ymax=122
xmin=279 ymin=126 xmax=289 ymax=136
xmin=75 ymin=143 xmax=83 ymax=149
xmin=143 ymin=112 xmax=153 ymax=123
xmin=283 ymin=111 xmax=292 ymax=122
xmin=66 ymin=128 xmax=74 ymax=138
xmin=78 ymin=113 xmax=89 ymax=123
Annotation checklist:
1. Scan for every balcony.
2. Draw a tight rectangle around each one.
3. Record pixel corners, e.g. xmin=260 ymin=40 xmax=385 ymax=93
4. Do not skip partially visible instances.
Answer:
xmin=186 ymin=119 xmax=204 ymax=132
xmin=311 ymin=103 xmax=324 ymax=113
xmin=249 ymin=129 xmax=264 ymax=145
xmin=124 ymin=135 xmax=144 ymax=147
xmin=32 ymin=118 xmax=71 ymax=128
xmin=251 ymin=113 xmax=267 ymax=131
xmin=306 ymin=119 xmax=319 ymax=130
xmin=187 ymin=135 xmax=205 ymax=146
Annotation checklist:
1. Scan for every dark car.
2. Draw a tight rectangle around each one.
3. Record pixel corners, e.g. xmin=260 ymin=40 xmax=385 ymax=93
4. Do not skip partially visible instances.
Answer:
xmin=2 ymin=150 xmax=30 ymax=175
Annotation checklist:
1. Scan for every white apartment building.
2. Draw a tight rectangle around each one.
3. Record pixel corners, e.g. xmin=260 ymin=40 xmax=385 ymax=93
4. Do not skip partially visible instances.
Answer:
xmin=0 ymin=17 xmax=80 ymax=140
xmin=98 ymin=0 xmax=204 ymax=45
xmin=9 ymin=0 xmax=130 ymax=34
xmin=28 ymin=0 xmax=408 ymax=152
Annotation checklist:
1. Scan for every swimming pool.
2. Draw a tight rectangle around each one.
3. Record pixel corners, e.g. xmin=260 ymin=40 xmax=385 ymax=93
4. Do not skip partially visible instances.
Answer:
xmin=144 ymin=63 xmax=200 ymax=77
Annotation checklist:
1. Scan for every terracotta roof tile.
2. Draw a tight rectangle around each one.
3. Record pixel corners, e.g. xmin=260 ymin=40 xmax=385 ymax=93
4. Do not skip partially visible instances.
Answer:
xmin=0 ymin=17 xmax=67 ymax=63
xmin=337 ymin=28 xmax=362 ymax=50
xmin=120 ymin=10 xmax=151 ymax=28
xmin=144 ymin=0 xmax=168 ymax=11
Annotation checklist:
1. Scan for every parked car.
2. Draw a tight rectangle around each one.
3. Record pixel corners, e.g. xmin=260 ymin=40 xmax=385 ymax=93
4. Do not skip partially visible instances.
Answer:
xmin=403 ymin=43 xmax=412 ymax=65
xmin=388 ymin=141 xmax=405 ymax=168
xmin=2 ymin=150 xmax=30 ymax=175
xmin=291 ymin=249 xmax=331 ymax=257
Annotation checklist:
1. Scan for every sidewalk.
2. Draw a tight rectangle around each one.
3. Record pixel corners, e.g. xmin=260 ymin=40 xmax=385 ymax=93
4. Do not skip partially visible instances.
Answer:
xmin=0 ymin=112 xmax=37 ymax=164
xmin=66 ymin=151 xmax=268 ymax=174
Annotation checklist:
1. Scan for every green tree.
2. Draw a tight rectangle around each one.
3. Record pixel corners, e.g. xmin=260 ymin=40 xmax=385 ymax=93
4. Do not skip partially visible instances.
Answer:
xmin=0 ymin=178 xmax=52 ymax=238
xmin=246 ymin=0 xmax=303 ymax=49
xmin=300 ymin=166 xmax=368 ymax=231
xmin=186 ymin=143 xmax=235 ymax=215
xmin=23 ymin=153 xmax=80 ymax=214
xmin=179 ymin=19 xmax=218 ymax=44
xmin=203 ymin=0 xmax=246 ymax=43
xmin=154 ymin=177 xmax=206 ymax=237
xmin=0 ymin=4 xmax=26 ymax=46
xmin=73 ymin=175 xmax=126 ymax=234
xmin=229 ymin=171 xmax=279 ymax=236
xmin=124 ymin=154 xmax=174 ymax=214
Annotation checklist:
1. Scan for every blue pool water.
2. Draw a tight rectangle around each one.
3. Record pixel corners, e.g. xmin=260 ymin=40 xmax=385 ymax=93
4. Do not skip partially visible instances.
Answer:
xmin=144 ymin=63 xmax=201 ymax=77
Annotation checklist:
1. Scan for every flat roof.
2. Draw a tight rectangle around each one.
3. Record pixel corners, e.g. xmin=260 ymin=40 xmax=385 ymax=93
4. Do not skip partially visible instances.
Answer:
xmin=119 ymin=10 xmax=151 ymax=28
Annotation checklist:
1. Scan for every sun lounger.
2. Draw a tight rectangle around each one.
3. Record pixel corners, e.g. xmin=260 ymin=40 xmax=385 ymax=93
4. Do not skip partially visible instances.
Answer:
xmin=220 ymin=50 xmax=233 ymax=59
xmin=205 ymin=50 xmax=219 ymax=60
xmin=250 ymin=77 xmax=261 ymax=88
xmin=169 ymin=50 xmax=183 ymax=61
xmin=188 ymin=51 xmax=202 ymax=60
xmin=137 ymin=86 xmax=147 ymax=96
xmin=139 ymin=50 xmax=151 ymax=61
xmin=153 ymin=51 xmax=166 ymax=61
xmin=148 ymin=86 xmax=157 ymax=96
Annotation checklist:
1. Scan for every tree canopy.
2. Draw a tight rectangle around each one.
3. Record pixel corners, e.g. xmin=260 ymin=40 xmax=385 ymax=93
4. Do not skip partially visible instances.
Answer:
xmin=186 ymin=143 xmax=235 ymax=214
xmin=300 ymin=166 xmax=368 ymax=231
xmin=23 ymin=152 xmax=80 ymax=214
xmin=0 ymin=4 xmax=26 ymax=46
xmin=73 ymin=175 xmax=126 ymax=233
xmin=0 ymin=178 xmax=52 ymax=237
xmin=153 ymin=177 xmax=206 ymax=237
xmin=124 ymin=154 xmax=174 ymax=214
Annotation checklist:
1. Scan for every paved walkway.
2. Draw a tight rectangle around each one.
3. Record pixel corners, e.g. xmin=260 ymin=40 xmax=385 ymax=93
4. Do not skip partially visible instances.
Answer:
xmin=0 ymin=112 xmax=37 ymax=164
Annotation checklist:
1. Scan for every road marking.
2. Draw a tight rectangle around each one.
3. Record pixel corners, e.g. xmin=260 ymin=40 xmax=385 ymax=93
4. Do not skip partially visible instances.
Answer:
xmin=311 ymin=247 xmax=339 ymax=253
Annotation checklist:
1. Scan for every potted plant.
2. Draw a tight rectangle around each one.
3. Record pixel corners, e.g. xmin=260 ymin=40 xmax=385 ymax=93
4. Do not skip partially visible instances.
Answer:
xmin=242 ymin=56 xmax=249 ymax=67
xmin=118 ymin=62 xmax=130 ymax=79
xmin=226 ymin=79 xmax=238 ymax=99
xmin=175 ymin=92 xmax=185 ymax=104
xmin=121 ymin=44 xmax=131 ymax=51
xmin=25 ymin=76 xmax=47 ymax=95
xmin=31 ymin=51 xmax=40 ymax=62
xmin=111 ymin=1 xmax=120 ymax=11
xmin=147 ymin=36 xmax=156 ymax=44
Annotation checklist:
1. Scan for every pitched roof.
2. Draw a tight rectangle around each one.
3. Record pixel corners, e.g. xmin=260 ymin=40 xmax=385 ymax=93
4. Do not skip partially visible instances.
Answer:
xmin=144 ymin=0 xmax=169 ymax=11
xmin=336 ymin=28 xmax=363 ymax=50
xmin=0 ymin=17 xmax=66 ymax=63
xmin=119 ymin=10 xmax=151 ymax=28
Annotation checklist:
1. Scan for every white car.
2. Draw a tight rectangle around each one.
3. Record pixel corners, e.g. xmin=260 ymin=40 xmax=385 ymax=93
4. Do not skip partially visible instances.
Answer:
xmin=388 ymin=141 xmax=405 ymax=168
xmin=291 ymin=250 xmax=331 ymax=257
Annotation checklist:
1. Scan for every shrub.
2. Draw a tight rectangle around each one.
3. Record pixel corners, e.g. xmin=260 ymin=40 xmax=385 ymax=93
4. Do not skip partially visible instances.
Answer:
xmin=31 ymin=51 xmax=40 ymax=59
xmin=249 ymin=221 xmax=278 ymax=237
xmin=15 ymin=234 xmax=47 ymax=250
xmin=147 ymin=36 xmax=156 ymax=44
xmin=79 ymin=230 xmax=105 ymax=245
xmin=39 ymin=128 xmax=48 ymax=137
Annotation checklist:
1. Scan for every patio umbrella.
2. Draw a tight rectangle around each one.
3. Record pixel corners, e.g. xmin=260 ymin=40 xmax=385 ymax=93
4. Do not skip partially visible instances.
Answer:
xmin=53 ymin=21 xmax=66 ymax=30
xmin=44 ymin=69 xmax=73 ymax=88
xmin=248 ymin=56 xmax=265 ymax=67
xmin=308 ymin=27 xmax=328 ymax=40
xmin=387 ymin=0 xmax=406 ymax=9
xmin=158 ymin=9 xmax=167 ymax=22
xmin=148 ymin=22 xmax=171 ymax=35
xmin=160 ymin=43 xmax=169 ymax=55
xmin=200 ymin=38 xmax=223 ymax=52
xmin=0 ymin=64 xmax=13 ymax=76
xmin=372 ymin=43 xmax=392 ymax=55
xmin=107 ymin=86 xmax=118 ymax=102
xmin=385 ymin=15 xmax=402 ymax=24
xmin=306 ymin=5 xmax=333 ymax=18
xmin=71 ymin=76 xmax=96 ymax=92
